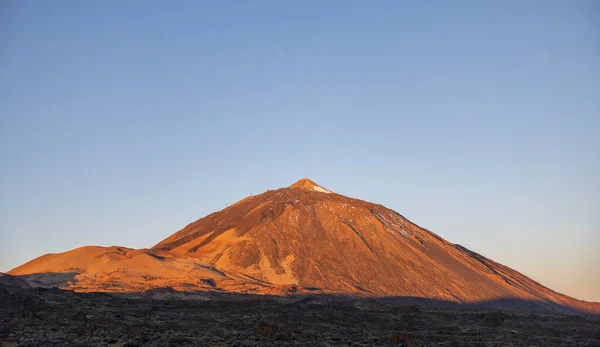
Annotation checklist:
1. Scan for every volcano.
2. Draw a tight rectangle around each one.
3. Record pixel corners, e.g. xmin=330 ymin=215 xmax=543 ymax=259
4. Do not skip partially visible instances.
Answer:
xmin=7 ymin=179 xmax=599 ymax=313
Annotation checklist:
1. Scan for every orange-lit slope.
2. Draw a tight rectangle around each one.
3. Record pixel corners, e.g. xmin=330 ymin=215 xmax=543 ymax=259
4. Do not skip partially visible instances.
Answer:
xmin=9 ymin=246 xmax=226 ymax=292
xmin=152 ymin=179 xmax=600 ymax=313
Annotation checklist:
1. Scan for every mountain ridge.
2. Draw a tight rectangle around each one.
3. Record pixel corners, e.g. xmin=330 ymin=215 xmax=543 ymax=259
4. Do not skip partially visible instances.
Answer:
xmin=8 ymin=179 xmax=600 ymax=314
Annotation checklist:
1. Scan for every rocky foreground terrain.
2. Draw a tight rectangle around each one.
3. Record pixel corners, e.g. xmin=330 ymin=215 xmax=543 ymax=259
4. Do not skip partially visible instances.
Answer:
xmin=1 ymin=284 xmax=599 ymax=347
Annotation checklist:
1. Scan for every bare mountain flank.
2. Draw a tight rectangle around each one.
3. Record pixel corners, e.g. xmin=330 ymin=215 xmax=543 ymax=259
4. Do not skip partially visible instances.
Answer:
xmin=8 ymin=179 xmax=600 ymax=313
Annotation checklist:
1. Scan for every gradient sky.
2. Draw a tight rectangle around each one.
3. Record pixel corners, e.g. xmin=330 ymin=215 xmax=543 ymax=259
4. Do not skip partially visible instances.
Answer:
xmin=1 ymin=1 xmax=598 ymax=301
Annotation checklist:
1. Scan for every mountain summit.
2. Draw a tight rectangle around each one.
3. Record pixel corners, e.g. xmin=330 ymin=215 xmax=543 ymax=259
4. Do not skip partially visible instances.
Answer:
xmin=289 ymin=178 xmax=332 ymax=193
xmin=8 ymin=179 xmax=600 ymax=313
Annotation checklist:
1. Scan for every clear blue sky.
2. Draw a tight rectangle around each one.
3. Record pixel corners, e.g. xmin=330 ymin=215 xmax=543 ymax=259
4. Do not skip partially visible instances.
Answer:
xmin=1 ymin=1 xmax=598 ymax=301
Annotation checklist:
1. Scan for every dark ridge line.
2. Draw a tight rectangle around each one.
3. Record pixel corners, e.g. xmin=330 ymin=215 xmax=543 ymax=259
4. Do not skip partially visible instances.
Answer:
xmin=339 ymin=217 xmax=376 ymax=255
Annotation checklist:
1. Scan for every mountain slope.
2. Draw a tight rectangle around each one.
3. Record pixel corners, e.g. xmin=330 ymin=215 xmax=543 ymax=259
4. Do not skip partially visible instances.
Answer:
xmin=8 ymin=179 xmax=600 ymax=313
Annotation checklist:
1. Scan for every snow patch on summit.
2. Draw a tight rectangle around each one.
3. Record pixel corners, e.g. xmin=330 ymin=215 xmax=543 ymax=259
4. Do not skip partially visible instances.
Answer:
xmin=312 ymin=185 xmax=331 ymax=194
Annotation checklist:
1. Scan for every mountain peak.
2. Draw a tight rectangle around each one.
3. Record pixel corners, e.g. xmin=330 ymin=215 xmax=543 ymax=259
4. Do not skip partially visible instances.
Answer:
xmin=8 ymin=179 xmax=600 ymax=314
xmin=289 ymin=178 xmax=331 ymax=193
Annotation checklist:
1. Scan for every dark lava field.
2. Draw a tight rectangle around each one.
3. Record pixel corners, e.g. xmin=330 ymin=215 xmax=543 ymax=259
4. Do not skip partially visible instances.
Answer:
xmin=1 ymin=285 xmax=599 ymax=347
